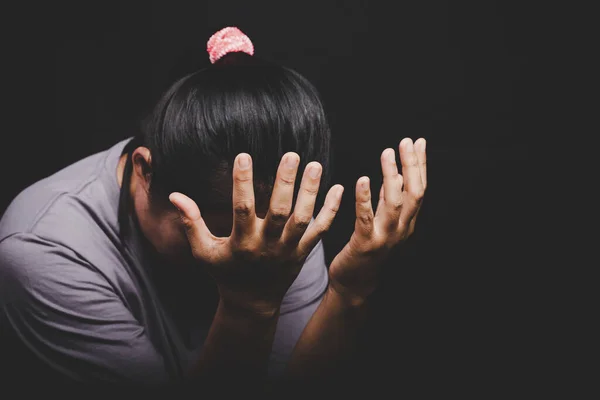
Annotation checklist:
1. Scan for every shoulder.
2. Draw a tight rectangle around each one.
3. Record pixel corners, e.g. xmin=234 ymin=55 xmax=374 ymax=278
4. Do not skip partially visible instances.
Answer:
xmin=0 ymin=233 xmax=114 ymax=305
xmin=0 ymin=142 xmax=128 ymax=271
xmin=0 ymin=140 xmax=126 ymax=241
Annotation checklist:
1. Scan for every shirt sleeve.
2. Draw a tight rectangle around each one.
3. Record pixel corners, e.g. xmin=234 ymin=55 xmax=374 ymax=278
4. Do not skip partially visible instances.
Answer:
xmin=0 ymin=233 xmax=169 ymax=383
xmin=268 ymin=238 xmax=329 ymax=377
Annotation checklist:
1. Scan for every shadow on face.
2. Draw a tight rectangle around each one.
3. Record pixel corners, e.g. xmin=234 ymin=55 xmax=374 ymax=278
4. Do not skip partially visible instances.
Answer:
xmin=200 ymin=203 xmax=270 ymax=237
xmin=141 ymin=197 xmax=271 ymax=266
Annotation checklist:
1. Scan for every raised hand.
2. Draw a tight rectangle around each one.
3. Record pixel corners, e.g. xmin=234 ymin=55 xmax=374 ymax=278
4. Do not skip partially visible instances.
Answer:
xmin=328 ymin=138 xmax=427 ymax=305
xmin=169 ymin=152 xmax=344 ymax=317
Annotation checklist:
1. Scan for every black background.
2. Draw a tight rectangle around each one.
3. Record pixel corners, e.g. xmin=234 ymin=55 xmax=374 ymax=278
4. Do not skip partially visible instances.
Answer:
xmin=0 ymin=0 xmax=548 ymax=389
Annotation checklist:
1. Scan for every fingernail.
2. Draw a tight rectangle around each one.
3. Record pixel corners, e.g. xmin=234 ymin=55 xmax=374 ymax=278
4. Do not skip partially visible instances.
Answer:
xmin=420 ymin=139 xmax=427 ymax=152
xmin=406 ymin=140 xmax=414 ymax=152
xmin=361 ymin=179 xmax=369 ymax=191
xmin=285 ymin=154 xmax=298 ymax=169
xmin=337 ymin=186 xmax=344 ymax=200
xmin=309 ymin=165 xmax=321 ymax=179
xmin=387 ymin=149 xmax=395 ymax=163
xmin=238 ymin=154 xmax=250 ymax=169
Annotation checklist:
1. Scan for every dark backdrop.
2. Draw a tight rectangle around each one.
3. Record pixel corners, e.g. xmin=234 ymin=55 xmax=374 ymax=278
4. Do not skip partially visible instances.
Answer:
xmin=1 ymin=0 xmax=542 ymax=388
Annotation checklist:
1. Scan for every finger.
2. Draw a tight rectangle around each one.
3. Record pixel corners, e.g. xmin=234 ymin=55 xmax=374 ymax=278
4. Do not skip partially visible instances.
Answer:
xmin=231 ymin=153 xmax=257 ymax=239
xmin=375 ymin=183 xmax=385 ymax=216
xmin=283 ymin=161 xmax=322 ymax=245
xmin=399 ymin=138 xmax=425 ymax=225
xmin=169 ymin=192 xmax=215 ymax=259
xmin=354 ymin=176 xmax=374 ymax=238
xmin=264 ymin=152 xmax=299 ymax=239
xmin=407 ymin=139 xmax=426 ymax=236
xmin=298 ymin=184 xmax=344 ymax=255
xmin=378 ymin=148 xmax=404 ymax=230
xmin=408 ymin=206 xmax=422 ymax=236
xmin=414 ymin=138 xmax=427 ymax=189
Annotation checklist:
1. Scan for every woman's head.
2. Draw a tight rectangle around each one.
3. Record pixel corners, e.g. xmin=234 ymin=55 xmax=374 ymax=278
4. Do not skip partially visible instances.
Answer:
xmin=142 ymin=32 xmax=330 ymax=212
xmin=127 ymin=27 xmax=332 ymax=257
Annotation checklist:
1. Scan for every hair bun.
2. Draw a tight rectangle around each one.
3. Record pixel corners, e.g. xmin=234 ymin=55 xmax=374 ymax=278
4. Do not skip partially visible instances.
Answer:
xmin=206 ymin=27 xmax=254 ymax=64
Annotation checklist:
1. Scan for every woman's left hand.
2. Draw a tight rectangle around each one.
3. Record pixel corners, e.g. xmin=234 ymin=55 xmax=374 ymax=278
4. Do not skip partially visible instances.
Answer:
xmin=328 ymin=137 xmax=427 ymax=305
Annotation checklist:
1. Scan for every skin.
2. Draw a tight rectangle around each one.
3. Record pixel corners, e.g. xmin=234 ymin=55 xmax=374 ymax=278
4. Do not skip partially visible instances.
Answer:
xmin=117 ymin=137 xmax=427 ymax=383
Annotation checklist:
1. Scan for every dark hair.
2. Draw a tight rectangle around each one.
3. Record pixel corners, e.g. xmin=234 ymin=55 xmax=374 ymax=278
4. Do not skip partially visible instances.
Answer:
xmin=134 ymin=52 xmax=331 ymax=212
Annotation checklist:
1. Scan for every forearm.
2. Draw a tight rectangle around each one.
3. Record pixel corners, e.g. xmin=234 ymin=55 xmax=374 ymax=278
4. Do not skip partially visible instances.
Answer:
xmin=189 ymin=298 xmax=280 ymax=381
xmin=284 ymin=284 xmax=368 ymax=379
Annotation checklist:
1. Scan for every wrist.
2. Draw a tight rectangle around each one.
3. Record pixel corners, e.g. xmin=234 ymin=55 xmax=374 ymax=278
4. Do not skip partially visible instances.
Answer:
xmin=218 ymin=295 xmax=281 ymax=321
xmin=326 ymin=282 xmax=370 ymax=310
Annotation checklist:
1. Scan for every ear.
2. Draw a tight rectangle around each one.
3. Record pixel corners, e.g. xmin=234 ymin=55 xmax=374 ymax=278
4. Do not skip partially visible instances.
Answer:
xmin=131 ymin=146 xmax=152 ymax=188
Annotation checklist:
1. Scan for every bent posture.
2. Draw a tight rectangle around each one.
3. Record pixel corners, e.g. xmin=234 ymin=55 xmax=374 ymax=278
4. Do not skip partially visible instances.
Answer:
xmin=0 ymin=27 xmax=427 ymax=385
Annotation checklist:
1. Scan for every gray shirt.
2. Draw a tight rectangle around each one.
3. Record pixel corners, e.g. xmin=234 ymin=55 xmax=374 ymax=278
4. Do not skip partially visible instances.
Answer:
xmin=0 ymin=139 xmax=328 ymax=383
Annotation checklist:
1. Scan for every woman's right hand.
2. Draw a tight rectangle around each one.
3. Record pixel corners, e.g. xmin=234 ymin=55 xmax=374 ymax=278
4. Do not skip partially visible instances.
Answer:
xmin=169 ymin=153 xmax=344 ymax=318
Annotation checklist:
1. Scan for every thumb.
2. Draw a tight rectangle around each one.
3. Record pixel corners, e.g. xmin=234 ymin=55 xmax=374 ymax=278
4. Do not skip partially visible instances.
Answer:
xmin=169 ymin=192 xmax=212 ymax=259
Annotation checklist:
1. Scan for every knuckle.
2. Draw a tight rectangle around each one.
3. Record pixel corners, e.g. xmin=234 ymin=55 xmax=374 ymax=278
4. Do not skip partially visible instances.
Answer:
xmin=361 ymin=190 xmax=372 ymax=201
xmin=292 ymin=214 xmax=311 ymax=230
xmin=234 ymin=173 xmax=252 ymax=184
xmin=389 ymin=199 xmax=403 ymax=211
xmin=302 ymin=185 xmax=319 ymax=196
xmin=269 ymin=209 xmax=290 ymax=224
xmin=279 ymin=174 xmax=296 ymax=186
xmin=358 ymin=212 xmax=373 ymax=226
xmin=182 ymin=217 xmax=200 ymax=233
xmin=234 ymin=201 xmax=254 ymax=218
xmin=328 ymin=203 xmax=340 ymax=214
xmin=179 ymin=216 xmax=193 ymax=229
xmin=412 ymin=189 xmax=425 ymax=201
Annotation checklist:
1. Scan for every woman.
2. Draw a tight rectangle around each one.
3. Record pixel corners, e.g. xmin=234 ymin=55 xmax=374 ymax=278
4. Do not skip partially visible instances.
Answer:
xmin=0 ymin=27 xmax=427 ymax=386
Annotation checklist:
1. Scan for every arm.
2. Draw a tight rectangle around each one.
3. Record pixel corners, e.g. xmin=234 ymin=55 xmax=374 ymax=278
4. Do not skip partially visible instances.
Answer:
xmin=0 ymin=234 xmax=169 ymax=383
xmin=0 ymin=232 xmax=294 ymax=386
xmin=0 ymin=152 xmax=341 ymax=386
xmin=286 ymin=137 xmax=427 ymax=380
xmin=169 ymin=152 xmax=343 ymax=385
xmin=265 ymin=238 xmax=328 ymax=377
xmin=284 ymin=285 xmax=367 ymax=379
xmin=189 ymin=299 xmax=280 ymax=382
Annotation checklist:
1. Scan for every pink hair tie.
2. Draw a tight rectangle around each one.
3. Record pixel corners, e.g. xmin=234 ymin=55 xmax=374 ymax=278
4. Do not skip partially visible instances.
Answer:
xmin=206 ymin=26 xmax=254 ymax=64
